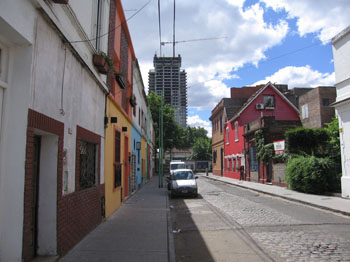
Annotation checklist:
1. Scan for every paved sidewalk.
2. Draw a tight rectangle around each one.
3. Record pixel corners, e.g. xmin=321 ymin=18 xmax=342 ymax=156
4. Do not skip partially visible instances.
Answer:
xmin=198 ymin=172 xmax=350 ymax=216
xmin=60 ymin=175 xmax=174 ymax=262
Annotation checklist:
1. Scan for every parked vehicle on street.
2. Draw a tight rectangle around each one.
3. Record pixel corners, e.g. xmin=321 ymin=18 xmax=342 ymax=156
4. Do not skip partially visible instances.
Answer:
xmin=169 ymin=169 xmax=198 ymax=198
xmin=170 ymin=161 xmax=186 ymax=174
xmin=167 ymin=161 xmax=186 ymax=189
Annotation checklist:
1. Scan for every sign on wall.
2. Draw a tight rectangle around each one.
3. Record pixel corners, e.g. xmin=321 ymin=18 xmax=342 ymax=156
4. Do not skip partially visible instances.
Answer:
xmin=273 ymin=140 xmax=285 ymax=154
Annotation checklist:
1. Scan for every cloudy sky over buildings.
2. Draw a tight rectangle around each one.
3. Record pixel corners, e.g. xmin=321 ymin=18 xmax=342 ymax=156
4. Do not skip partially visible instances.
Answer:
xmin=121 ymin=0 xmax=350 ymax=136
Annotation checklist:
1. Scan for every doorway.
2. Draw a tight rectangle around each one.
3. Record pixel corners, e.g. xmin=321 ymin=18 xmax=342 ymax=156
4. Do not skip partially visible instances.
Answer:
xmin=220 ymin=148 xmax=223 ymax=176
xmin=32 ymin=133 xmax=58 ymax=257
xmin=32 ymin=136 xmax=41 ymax=257
xmin=123 ymin=136 xmax=129 ymax=198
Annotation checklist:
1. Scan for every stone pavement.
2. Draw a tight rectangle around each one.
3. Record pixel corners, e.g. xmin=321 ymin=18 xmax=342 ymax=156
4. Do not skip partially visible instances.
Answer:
xmin=60 ymin=175 xmax=175 ymax=262
xmin=198 ymin=172 xmax=350 ymax=216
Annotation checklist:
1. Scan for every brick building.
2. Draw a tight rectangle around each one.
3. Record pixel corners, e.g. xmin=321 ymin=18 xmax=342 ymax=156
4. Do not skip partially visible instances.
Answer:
xmin=299 ymin=86 xmax=336 ymax=128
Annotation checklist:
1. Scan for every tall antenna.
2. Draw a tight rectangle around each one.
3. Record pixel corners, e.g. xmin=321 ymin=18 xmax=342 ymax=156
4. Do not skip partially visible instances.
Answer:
xmin=158 ymin=0 xmax=162 ymax=56
xmin=173 ymin=0 xmax=176 ymax=57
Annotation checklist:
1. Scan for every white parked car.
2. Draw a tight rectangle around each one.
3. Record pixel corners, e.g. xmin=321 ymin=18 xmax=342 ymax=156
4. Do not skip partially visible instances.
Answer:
xmin=170 ymin=161 xmax=186 ymax=174
xmin=170 ymin=169 xmax=198 ymax=198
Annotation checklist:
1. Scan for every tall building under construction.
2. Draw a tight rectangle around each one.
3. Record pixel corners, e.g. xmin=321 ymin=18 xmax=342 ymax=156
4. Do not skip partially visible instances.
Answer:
xmin=148 ymin=54 xmax=187 ymax=128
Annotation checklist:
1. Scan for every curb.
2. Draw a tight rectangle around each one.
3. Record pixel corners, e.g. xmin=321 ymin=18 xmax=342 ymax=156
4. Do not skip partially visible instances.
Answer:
xmin=165 ymin=184 xmax=176 ymax=262
xmin=202 ymin=175 xmax=350 ymax=217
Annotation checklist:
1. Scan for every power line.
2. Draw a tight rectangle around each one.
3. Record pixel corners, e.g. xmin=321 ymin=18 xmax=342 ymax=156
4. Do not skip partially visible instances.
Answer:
xmin=232 ymin=40 xmax=331 ymax=74
xmin=69 ymin=0 xmax=152 ymax=45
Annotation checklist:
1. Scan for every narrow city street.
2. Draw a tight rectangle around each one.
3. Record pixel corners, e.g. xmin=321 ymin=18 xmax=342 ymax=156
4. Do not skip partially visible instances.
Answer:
xmin=170 ymin=176 xmax=350 ymax=262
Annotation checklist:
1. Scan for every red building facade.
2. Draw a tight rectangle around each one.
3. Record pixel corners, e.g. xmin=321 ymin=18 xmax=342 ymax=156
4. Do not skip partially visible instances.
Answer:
xmin=224 ymin=83 xmax=300 ymax=182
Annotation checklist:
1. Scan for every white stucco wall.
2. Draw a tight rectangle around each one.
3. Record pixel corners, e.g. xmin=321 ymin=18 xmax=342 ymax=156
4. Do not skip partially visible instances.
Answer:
xmin=132 ymin=61 xmax=148 ymax=134
xmin=0 ymin=0 xmax=109 ymax=260
xmin=332 ymin=26 xmax=350 ymax=198
xmin=31 ymin=11 xmax=107 ymax=193
xmin=0 ymin=2 xmax=35 ymax=259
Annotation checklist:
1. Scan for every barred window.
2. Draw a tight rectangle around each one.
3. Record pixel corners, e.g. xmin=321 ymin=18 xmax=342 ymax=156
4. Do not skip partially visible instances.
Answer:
xmin=79 ymin=140 xmax=97 ymax=190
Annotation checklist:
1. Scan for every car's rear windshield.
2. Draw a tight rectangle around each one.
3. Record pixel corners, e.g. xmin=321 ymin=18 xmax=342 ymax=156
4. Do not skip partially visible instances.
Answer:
xmin=173 ymin=171 xmax=194 ymax=180
xmin=171 ymin=163 xmax=185 ymax=170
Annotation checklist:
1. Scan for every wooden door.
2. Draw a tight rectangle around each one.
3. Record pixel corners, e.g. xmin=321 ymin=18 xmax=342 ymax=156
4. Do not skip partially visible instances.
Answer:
xmin=123 ymin=136 xmax=129 ymax=198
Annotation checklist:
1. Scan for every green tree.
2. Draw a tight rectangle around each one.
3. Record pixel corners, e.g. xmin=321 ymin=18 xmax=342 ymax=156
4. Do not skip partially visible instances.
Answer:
xmin=324 ymin=117 xmax=341 ymax=163
xmin=179 ymin=126 xmax=208 ymax=149
xmin=324 ymin=117 xmax=341 ymax=192
xmin=147 ymin=92 xmax=212 ymax=160
xmin=191 ymin=137 xmax=212 ymax=160
xmin=147 ymin=91 xmax=182 ymax=151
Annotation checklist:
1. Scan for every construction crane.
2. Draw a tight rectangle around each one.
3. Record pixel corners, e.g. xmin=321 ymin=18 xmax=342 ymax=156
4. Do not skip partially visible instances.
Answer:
xmin=161 ymin=36 xmax=227 ymax=57
xmin=161 ymin=36 xmax=227 ymax=46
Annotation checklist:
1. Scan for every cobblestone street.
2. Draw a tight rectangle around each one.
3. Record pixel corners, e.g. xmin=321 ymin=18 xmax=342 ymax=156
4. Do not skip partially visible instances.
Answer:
xmin=171 ymin=177 xmax=350 ymax=262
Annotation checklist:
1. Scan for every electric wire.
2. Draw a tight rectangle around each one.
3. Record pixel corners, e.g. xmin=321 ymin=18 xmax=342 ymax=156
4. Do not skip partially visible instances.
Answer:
xmin=69 ymin=0 xmax=152 ymax=45
xmin=230 ymin=40 xmax=332 ymax=75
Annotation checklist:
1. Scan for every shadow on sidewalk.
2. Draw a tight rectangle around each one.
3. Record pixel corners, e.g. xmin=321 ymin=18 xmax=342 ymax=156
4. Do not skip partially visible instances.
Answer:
xmin=169 ymin=195 xmax=215 ymax=262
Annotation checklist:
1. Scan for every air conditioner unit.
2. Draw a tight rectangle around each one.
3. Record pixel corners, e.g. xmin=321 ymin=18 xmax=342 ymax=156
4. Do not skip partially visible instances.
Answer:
xmin=256 ymin=104 xmax=264 ymax=110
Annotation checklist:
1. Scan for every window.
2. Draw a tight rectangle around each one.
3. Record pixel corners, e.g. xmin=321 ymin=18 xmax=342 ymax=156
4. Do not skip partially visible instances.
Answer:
xmin=226 ymin=127 xmax=229 ymax=144
xmin=114 ymin=130 xmax=122 ymax=188
xmin=232 ymin=158 xmax=235 ymax=172
xmin=227 ymin=159 xmax=229 ymax=171
xmin=302 ymin=104 xmax=309 ymax=119
xmin=235 ymin=121 xmax=239 ymax=141
xmin=263 ymin=95 xmax=275 ymax=108
xmin=250 ymin=146 xmax=258 ymax=172
xmin=138 ymin=108 xmax=141 ymax=125
xmin=220 ymin=118 xmax=222 ymax=133
xmin=323 ymin=98 xmax=330 ymax=106
xmin=138 ymin=149 xmax=140 ymax=164
xmin=79 ymin=140 xmax=98 ymax=190
xmin=213 ymin=151 xmax=217 ymax=163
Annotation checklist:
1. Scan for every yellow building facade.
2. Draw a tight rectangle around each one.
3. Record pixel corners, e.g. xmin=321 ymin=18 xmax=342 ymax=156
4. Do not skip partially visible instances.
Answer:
xmin=104 ymin=0 xmax=135 ymax=218
xmin=104 ymin=97 xmax=132 ymax=218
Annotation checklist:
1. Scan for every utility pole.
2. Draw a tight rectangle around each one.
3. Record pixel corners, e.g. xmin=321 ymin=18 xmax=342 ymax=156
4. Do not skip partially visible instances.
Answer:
xmin=158 ymin=95 xmax=164 ymax=188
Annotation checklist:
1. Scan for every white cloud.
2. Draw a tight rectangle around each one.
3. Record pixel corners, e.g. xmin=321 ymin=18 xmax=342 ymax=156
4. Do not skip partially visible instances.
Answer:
xmin=260 ymin=0 xmax=350 ymax=43
xmin=253 ymin=65 xmax=335 ymax=88
xmin=123 ymin=0 xmax=289 ymax=109
xmin=187 ymin=114 xmax=212 ymax=137
xmin=122 ymin=0 xmax=346 ymax=114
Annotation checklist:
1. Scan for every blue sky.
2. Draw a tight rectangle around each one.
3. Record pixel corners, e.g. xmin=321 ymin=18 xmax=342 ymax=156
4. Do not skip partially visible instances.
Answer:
xmin=122 ymin=0 xmax=350 ymax=137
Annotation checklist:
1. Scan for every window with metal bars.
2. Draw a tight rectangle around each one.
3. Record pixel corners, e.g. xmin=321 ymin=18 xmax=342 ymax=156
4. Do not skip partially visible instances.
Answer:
xmin=79 ymin=140 xmax=97 ymax=190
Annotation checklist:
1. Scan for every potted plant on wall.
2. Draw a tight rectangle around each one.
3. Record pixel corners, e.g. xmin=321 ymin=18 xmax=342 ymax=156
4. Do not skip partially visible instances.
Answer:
xmin=93 ymin=51 xmax=109 ymax=74
xmin=53 ymin=0 xmax=69 ymax=4
xmin=129 ymin=94 xmax=137 ymax=107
